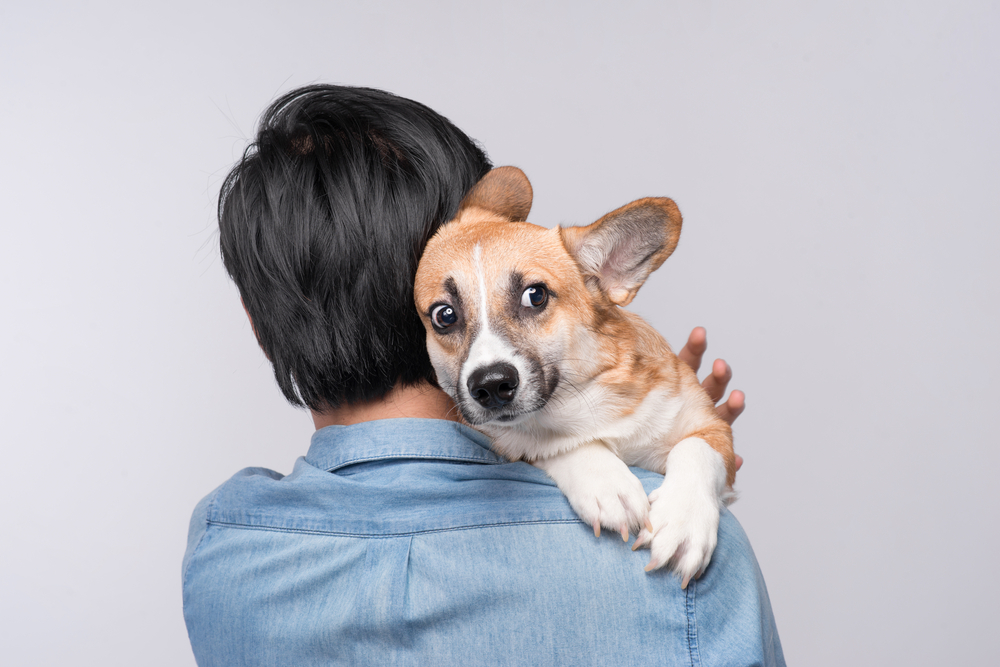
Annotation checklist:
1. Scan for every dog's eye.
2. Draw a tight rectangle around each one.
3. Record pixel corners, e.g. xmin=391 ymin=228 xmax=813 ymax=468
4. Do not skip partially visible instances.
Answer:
xmin=521 ymin=284 xmax=548 ymax=308
xmin=431 ymin=303 xmax=459 ymax=331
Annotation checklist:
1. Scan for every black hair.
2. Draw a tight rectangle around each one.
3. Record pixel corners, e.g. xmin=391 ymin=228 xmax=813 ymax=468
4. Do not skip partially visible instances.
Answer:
xmin=218 ymin=85 xmax=492 ymax=410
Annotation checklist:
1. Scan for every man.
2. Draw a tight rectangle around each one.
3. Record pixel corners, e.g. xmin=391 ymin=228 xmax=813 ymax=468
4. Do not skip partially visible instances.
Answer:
xmin=183 ymin=84 xmax=784 ymax=666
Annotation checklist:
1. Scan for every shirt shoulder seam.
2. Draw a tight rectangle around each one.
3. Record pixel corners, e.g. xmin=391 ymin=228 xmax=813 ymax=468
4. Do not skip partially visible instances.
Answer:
xmin=686 ymin=579 xmax=702 ymax=667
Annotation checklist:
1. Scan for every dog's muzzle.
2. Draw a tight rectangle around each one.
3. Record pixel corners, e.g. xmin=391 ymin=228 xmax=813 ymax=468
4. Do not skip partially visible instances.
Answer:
xmin=466 ymin=362 xmax=519 ymax=409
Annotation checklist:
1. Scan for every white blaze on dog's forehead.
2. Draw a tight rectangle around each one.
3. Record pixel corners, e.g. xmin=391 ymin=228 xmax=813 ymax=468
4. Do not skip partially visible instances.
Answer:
xmin=473 ymin=243 xmax=489 ymax=332
xmin=459 ymin=241 xmax=529 ymax=399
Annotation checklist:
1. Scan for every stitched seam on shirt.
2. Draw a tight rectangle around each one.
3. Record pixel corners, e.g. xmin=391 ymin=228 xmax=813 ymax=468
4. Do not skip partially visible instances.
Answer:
xmin=685 ymin=580 xmax=702 ymax=667
xmin=182 ymin=487 xmax=222 ymax=592
xmin=205 ymin=518 xmax=579 ymax=537
xmin=325 ymin=453 xmax=505 ymax=471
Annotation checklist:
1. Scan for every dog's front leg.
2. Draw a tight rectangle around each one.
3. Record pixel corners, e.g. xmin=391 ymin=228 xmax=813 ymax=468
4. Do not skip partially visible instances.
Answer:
xmin=533 ymin=441 xmax=651 ymax=541
xmin=633 ymin=436 xmax=727 ymax=587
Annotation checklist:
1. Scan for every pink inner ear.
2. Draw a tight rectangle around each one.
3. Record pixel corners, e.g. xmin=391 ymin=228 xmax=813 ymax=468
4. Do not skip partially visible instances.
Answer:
xmin=600 ymin=234 xmax=652 ymax=291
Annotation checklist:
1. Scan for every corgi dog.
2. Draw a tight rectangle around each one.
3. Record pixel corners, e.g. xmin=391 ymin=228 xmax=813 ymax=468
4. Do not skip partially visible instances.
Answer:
xmin=414 ymin=167 xmax=736 ymax=587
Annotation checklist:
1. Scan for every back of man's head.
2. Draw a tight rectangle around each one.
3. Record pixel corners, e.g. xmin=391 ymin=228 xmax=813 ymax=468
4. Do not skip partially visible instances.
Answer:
xmin=218 ymin=85 xmax=491 ymax=410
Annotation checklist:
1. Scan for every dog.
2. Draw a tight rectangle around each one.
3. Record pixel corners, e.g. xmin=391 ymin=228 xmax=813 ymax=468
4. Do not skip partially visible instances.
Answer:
xmin=413 ymin=167 xmax=736 ymax=587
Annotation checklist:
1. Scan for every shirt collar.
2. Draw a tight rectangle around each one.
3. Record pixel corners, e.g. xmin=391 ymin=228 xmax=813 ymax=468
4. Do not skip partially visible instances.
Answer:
xmin=305 ymin=418 xmax=506 ymax=472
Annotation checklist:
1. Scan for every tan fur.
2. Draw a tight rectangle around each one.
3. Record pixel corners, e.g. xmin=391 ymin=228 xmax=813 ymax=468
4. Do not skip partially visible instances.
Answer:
xmin=457 ymin=165 xmax=533 ymax=223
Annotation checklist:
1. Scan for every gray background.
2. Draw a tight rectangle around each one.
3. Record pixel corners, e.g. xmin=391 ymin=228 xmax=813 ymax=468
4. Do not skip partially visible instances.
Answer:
xmin=2 ymin=1 xmax=997 ymax=665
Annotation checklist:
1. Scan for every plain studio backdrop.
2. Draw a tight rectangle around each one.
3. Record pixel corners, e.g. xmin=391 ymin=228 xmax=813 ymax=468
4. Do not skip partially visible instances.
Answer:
xmin=1 ymin=1 xmax=997 ymax=665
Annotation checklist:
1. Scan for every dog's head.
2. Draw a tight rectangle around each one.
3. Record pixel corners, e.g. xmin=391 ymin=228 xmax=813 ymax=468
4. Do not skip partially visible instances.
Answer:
xmin=414 ymin=167 xmax=682 ymax=430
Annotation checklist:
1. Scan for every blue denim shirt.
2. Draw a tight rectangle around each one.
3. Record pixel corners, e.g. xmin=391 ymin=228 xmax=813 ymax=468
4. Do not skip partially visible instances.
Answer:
xmin=183 ymin=419 xmax=784 ymax=666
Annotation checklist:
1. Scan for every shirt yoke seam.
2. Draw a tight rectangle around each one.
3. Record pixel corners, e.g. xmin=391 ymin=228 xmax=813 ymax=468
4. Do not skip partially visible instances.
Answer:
xmin=205 ymin=518 xmax=580 ymax=538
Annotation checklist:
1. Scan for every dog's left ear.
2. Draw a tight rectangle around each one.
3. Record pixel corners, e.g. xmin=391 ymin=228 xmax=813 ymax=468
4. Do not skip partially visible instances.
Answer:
xmin=560 ymin=198 xmax=682 ymax=306
xmin=457 ymin=166 xmax=533 ymax=222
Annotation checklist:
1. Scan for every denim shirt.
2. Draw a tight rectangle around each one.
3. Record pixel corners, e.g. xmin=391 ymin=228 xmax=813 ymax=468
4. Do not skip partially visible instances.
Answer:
xmin=183 ymin=419 xmax=784 ymax=666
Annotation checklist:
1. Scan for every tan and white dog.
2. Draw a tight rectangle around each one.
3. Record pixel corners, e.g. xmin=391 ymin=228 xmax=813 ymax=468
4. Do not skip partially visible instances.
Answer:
xmin=414 ymin=167 xmax=736 ymax=586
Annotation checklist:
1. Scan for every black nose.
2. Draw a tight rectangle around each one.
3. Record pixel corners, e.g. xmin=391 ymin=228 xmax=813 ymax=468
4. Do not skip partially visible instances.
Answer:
xmin=467 ymin=363 xmax=519 ymax=408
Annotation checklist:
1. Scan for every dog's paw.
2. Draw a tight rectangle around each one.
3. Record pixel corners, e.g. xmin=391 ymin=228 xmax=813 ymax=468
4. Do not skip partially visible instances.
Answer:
xmin=632 ymin=485 xmax=719 ymax=588
xmin=534 ymin=443 xmax=650 ymax=540
xmin=631 ymin=438 xmax=727 ymax=587
xmin=565 ymin=463 xmax=651 ymax=541
xmin=633 ymin=483 xmax=720 ymax=586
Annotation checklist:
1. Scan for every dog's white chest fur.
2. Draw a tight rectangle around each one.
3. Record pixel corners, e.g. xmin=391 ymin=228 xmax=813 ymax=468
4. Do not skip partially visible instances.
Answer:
xmin=487 ymin=385 xmax=685 ymax=471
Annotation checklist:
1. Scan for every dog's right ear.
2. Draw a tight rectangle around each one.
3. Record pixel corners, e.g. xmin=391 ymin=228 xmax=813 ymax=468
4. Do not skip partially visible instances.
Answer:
xmin=456 ymin=166 xmax=533 ymax=222
xmin=561 ymin=197 xmax=682 ymax=307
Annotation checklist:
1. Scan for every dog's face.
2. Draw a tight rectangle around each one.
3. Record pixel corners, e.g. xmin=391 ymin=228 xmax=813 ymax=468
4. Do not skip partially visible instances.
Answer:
xmin=414 ymin=167 xmax=682 ymax=429
xmin=415 ymin=214 xmax=593 ymax=426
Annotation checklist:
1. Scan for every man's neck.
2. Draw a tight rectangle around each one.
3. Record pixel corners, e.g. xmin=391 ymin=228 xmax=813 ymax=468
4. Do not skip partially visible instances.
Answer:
xmin=311 ymin=381 xmax=460 ymax=430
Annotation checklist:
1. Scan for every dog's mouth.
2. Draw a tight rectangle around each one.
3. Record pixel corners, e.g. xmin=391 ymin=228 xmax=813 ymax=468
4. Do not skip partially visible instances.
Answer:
xmin=459 ymin=395 xmax=550 ymax=427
